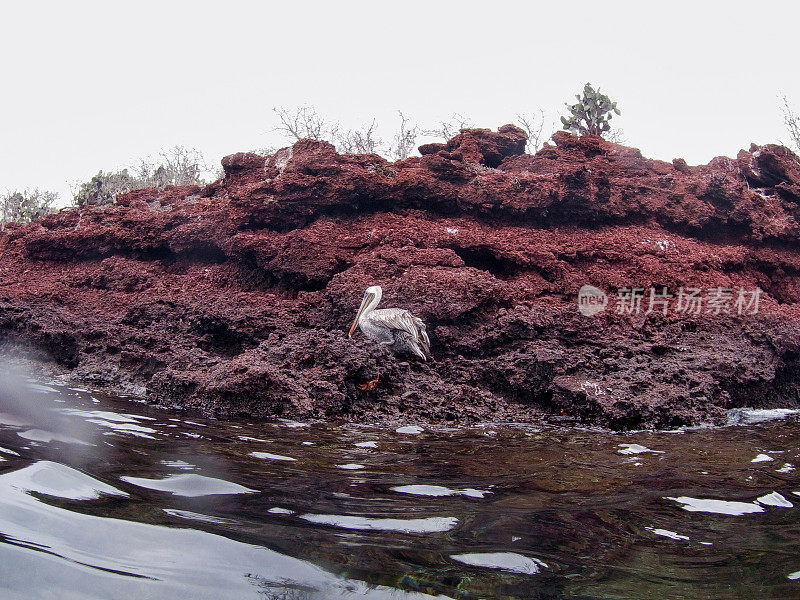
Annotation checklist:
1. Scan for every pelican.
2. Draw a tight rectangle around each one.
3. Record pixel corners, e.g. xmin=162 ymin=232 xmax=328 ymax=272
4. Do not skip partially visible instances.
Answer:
xmin=348 ymin=285 xmax=431 ymax=361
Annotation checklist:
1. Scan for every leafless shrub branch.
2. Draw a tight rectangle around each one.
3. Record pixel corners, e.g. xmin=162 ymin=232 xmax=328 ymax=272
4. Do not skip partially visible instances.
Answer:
xmin=517 ymin=110 xmax=548 ymax=153
xmin=335 ymin=119 xmax=382 ymax=154
xmin=390 ymin=111 xmax=417 ymax=160
xmin=781 ymin=96 xmax=800 ymax=152
xmin=273 ymin=105 xmax=332 ymax=141
xmin=422 ymin=113 xmax=472 ymax=141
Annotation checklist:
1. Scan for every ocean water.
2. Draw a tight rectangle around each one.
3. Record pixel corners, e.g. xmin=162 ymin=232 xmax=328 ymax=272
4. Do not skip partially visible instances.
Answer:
xmin=0 ymin=375 xmax=799 ymax=599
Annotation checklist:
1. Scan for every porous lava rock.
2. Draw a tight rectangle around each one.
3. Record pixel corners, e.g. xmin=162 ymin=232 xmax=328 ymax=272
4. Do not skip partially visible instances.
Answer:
xmin=2 ymin=125 xmax=800 ymax=429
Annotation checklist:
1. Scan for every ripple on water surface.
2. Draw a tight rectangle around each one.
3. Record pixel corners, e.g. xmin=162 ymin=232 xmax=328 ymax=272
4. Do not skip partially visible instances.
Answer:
xmin=2 ymin=376 xmax=800 ymax=600
xmin=248 ymin=451 xmax=296 ymax=462
xmin=665 ymin=496 xmax=765 ymax=515
xmin=299 ymin=514 xmax=459 ymax=533
xmin=0 ymin=464 xmax=434 ymax=599
xmin=119 ymin=474 xmax=256 ymax=497
xmin=450 ymin=552 xmax=548 ymax=575
xmin=391 ymin=484 xmax=491 ymax=498
xmin=0 ymin=461 xmax=128 ymax=500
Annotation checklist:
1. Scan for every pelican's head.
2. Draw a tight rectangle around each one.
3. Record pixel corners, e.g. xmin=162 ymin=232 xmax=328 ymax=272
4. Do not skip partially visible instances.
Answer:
xmin=348 ymin=285 xmax=383 ymax=338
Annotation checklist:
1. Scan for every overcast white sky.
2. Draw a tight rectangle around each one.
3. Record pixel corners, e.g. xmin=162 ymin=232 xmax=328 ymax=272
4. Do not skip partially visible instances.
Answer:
xmin=1 ymin=1 xmax=799 ymax=205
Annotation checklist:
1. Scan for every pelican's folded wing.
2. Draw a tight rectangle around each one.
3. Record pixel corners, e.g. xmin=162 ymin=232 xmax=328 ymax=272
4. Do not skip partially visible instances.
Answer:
xmin=374 ymin=308 xmax=430 ymax=352
xmin=415 ymin=318 xmax=431 ymax=354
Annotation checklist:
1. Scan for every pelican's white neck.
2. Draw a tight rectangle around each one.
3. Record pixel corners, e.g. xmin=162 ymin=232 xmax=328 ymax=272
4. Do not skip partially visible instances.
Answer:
xmin=349 ymin=285 xmax=384 ymax=337
xmin=360 ymin=285 xmax=382 ymax=318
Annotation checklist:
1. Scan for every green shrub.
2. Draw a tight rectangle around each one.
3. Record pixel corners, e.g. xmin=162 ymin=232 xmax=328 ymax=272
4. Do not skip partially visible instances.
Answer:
xmin=73 ymin=146 xmax=209 ymax=207
xmin=73 ymin=169 xmax=139 ymax=207
xmin=561 ymin=83 xmax=621 ymax=137
xmin=1 ymin=189 xmax=58 ymax=229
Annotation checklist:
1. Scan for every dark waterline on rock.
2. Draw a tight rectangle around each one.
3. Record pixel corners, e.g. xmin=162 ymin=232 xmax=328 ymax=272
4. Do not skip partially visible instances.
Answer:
xmin=1 ymin=377 xmax=799 ymax=599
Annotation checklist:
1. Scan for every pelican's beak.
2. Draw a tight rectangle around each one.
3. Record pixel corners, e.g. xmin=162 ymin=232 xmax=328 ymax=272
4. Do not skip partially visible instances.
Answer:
xmin=348 ymin=292 xmax=372 ymax=338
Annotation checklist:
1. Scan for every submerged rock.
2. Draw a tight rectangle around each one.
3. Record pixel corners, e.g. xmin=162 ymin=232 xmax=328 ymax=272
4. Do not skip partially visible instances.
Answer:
xmin=2 ymin=126 xmax=800 ymax=429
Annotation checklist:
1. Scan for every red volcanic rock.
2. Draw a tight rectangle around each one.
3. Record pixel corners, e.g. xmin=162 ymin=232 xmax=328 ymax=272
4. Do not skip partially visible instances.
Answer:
xmin=2 ymin=126 xmax=800 ymax=429
xmin=418 ymin=142 xmax=446 ymax=156
xmin=221 ymin=152 xmax=266 ymax=176
xmin=418 ymin=124 xmax=527 ymax=167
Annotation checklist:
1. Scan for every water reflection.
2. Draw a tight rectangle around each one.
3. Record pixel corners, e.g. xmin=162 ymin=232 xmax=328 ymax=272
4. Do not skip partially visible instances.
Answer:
xmin=0 ymin=471 xmax=432 ymax=599
xmin=756 ymin=492 xmax=794 ymax=507
xmin=1 ymin=461 xmax=128 ymax=500
xmin=0 ymin=373 xmax=799 ymax=599
xmin=390 ymin=485 xmax=490 ymax=498
xmin=120 ymin=473 xmax=256 ymax=497
xmin=645 ymin=527 xmax=690 ymax=541
xmin=450 ymin=552 xmax=548 ymax=575
xmin=665 ymin=496 xmax=765 ymax=515
xmin=298 ymin=514 xmax=459 ymax=533
xmin=249 ymin=452 xmax=296 ymax=462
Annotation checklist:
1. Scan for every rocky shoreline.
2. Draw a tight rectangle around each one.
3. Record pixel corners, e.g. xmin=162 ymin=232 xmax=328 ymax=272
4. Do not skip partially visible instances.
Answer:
xmin=2 ymin=127 xmax=800 ymax=429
